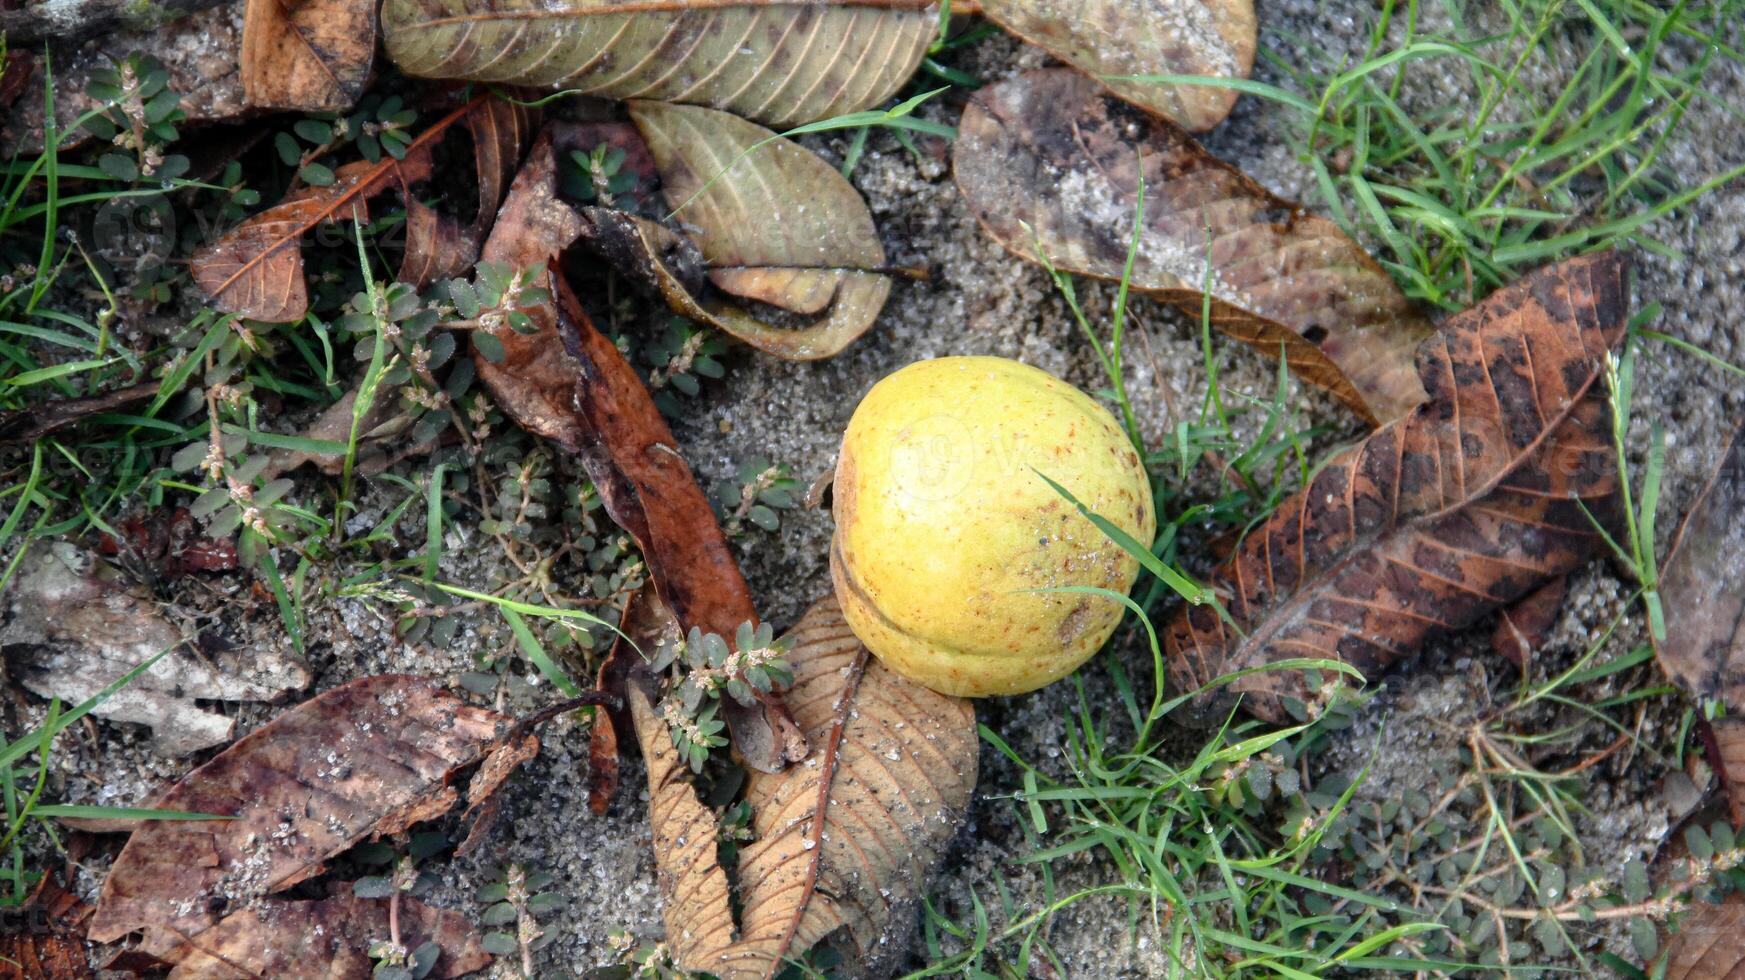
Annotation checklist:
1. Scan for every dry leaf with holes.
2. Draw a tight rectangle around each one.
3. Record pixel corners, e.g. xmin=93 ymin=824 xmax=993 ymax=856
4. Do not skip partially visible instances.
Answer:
xmin=633 ymin=596 xmax=977 ymax=979
xmin=241 ymin=0 xmax=376 ymax=111
xmin=0 ymin=542 xmax=309 ymax=755
xmin=192 ymin=94 xmax=534 ymax=322
xmin=87 ymin=675 xmax=533 ymax=971
xmin=1654 ymin=421 xmax=1745 ymax=822
xmin=955 ymin=69 xmax=1432 ymax=424
xmin=1165 ymin=253 xmax=1628 ymax=723
xmin=382 ymin=0 xmax=935 ymax=128
xmin=469 ymin=126 xmax=803 ymax=771
xmin=978 ymin=0 xmax=1257 ymax=131
xmin=577 ymin=100 xmax=895 ymax=361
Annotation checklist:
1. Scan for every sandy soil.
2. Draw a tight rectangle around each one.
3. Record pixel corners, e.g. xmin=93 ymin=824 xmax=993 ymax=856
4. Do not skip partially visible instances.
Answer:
xmin=11 ymin=2 xmax=1745 ymax=977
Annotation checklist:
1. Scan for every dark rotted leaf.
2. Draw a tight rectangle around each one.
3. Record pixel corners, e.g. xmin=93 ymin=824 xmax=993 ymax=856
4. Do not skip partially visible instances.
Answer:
xmin=165 ymin=894 xmax=488 ymax=980
xmin=1656 ymin=421 xmax=1745 ymax=821
xmin=955 ymin=69 xmax=1433 ymax=424
xmin=241 ymin=0 xmax=375 ymax=110
xmin=192 ymin=95 xmax=535 ymax=322
xmin=96 ymin=506 xmax=240 ymax=577
xmin=88 ymin=676 xmax=528 ymax=965
xmin=0 ymin=380 xmax=157 ymax=445
xmin=1491 ymin=575 xmax=1569 ymax=667
xmin=634 ymin=597 xmax=976 ymax=980
xmin=977 ymin=0 xmax=1257 ymax=131
xmin=1165 ymin=253 xmax=1629 ymax=722
xmin=382 ymin=0 xmax=934 ymax=128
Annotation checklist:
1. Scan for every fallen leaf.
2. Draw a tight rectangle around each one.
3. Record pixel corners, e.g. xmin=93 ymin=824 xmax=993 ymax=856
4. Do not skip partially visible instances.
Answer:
xmin=473 ymin=125 xmax=804 ymax=772
xmin=97 ymin=507 xmax=240 ymax=578
xmin=632 ymin=596 xmax=977 ymax=979
xmin=192 ymin=94 xmax=535 ymax=322
xmin=2 ymin=3 xmax=247 ymax=155
xmin=0 ymin=380 xmax=158 ymax=445
xmin=241 ymin=0 xmax=375 ymax=111
xmin=1164 ymin=253 xmax=1629 ymax=723
xmin=955 ymin=69 xmax=1433 ymax=424
xmin=87 ymin=675 xmax=524 ymax=964
xmin=1655 ymin=420 xmax=1745 ymax=821
xmin=977 ymin=0 xmax=1256 ymax=131
xmin=578 ymin=100 xmax=894 ymax=361
xmin=258 ymin=384 xmax=439 ymax=481
xmin=1490 ymin=575 xmax=1569 ymax=667
xmin=1662 ymin=891 xmax=1745 ymax=979
xmin=0 ymin=542 xmax=309 ymax=755
xmin=164 ymin=894 xmax=490 ymax=980
xmin=0 ymin=49 xmax=35 ymax=111
xmin=381 ymin=0 xmax=936 ymax=128
xmin=0 ymin=873 xmax=92 ymax=980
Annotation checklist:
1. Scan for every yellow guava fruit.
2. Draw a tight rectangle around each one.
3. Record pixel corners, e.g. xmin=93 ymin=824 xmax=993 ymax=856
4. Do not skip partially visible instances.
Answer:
xmin=830 ymin=356 xmax=1156 ymax=697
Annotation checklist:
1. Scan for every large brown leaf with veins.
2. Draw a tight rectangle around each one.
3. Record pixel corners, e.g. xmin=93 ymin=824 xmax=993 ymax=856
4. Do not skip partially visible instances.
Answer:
xmin=1165 ymin=253 xmax=1629 ymax=722
xmin=382 ymin=0 xmax=934 ymax=128
xmin=633 ymin=596 xmax=977 ymax=980
xmin=955 ymin=69 xmax=1432 ymax=424
xmin=1655 ymin=421 xmax=1745 ymax=821
xmin=88 ymin=676 xmax=528 ymax=967
xmin=978 ymin=0 xmax=1256 ymax=131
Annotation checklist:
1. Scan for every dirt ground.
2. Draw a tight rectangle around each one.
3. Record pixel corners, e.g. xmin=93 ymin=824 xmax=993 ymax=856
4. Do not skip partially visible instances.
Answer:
xmin=13 ymin=2 xmax=1745 ymax=977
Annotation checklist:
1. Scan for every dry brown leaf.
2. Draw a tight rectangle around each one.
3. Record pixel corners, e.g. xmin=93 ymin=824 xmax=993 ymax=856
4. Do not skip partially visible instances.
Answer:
xmin=1655 ymin=420 xmax=1745 ymax=821
xmin=632 ymin=596 xmax=977 ymax=979
xmin=0 ymin=873 xmax=92 ymax=980
xmin=1662 ymin=891 xmax=1745 ymax=979
xmin=259 ymin=384 xmax=439 ymax=481
xmin=164 ymin=894 xmax=490 ymax=980
xmin=87 ymin=675 xmax=526 ymax=965
xmin=978 ymin=0 xmax=1256 ymax=131
xmin=576 ymin=100 xmax=893 ymax=361
xmin=382 ymin=0 xmax=935 ymax=128
xmin=1490 ymin=575 xmax=1568 ymax=668
xmin=472 ymin=124 xmax=804 ymax=773
xmin=0 ymin=542 xmax=309 ymax=755
xmin=955 ymin=69 xmax=1433 ymax=424
xmin=1165 ymin=253 xmax=1628 ymax=723
xmin=241 ymin=0 xmax=376 ymax=111
xmin=192 ymin=94 xmax=534 ymax=322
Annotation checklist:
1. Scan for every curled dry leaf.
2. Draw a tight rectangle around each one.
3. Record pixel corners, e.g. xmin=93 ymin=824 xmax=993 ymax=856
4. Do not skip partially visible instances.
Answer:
xmin=579 ymin=100 xmax=893 ymax=361
xmin=977 ymin=0 xmax=1256 ymax=131
xmin=955 ymin=69 xmax=1432 ymax=424
xmin=87 ymin=675 xmax=528 ymax=967
xmin=164 ymin=894 xmax=490 ymax=980
xmin=1662 ymin=891 xmax=1745 ymax=980
xmin=633 ymin=596 xmax=977 ymax=979
xmin=1654 ymin=421 xmax=1745 ymax=821
xmin=241 ymin=0 xmax=376 ymax=111
xmin=258 ymin=385 xmax=439 ymax=481
xmin=0 ymin=542 xmax=309 ymax=755
xmin=472 ymin=124 xmax=804 ymax=772
xmin=382 ymin=0 xmax=935 ymax=128
xmin=1165 ymin=253 xmax=1629 ymax=723
xmin=193 ymin=94 xmax=534 ymax=322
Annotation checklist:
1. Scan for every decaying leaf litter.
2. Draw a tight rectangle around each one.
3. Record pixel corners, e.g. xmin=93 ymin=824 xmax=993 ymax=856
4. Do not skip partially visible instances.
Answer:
xmin=0 ymin=0 xmax=1738 ymax=969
